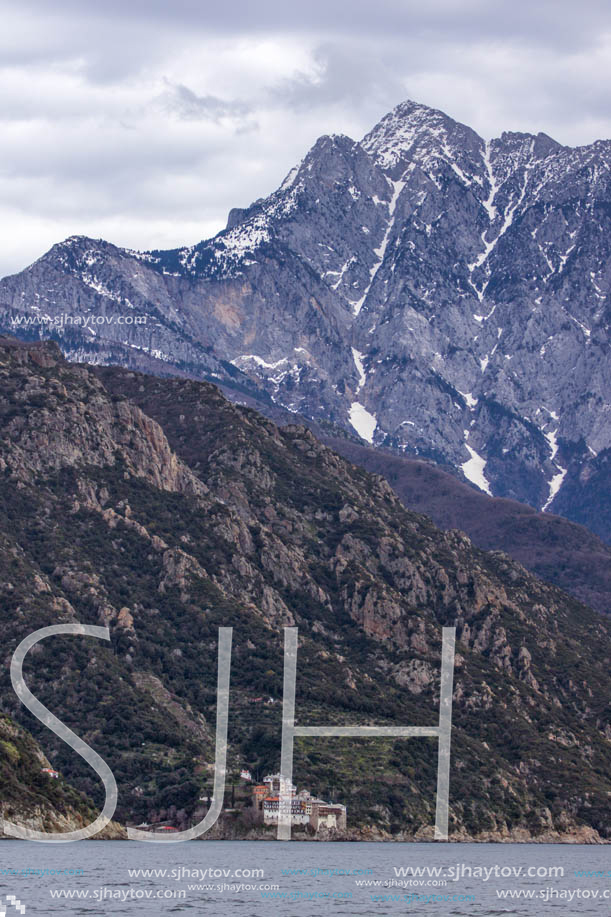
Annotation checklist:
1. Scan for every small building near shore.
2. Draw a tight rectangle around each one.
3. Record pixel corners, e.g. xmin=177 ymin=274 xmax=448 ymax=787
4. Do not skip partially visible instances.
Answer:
xmin=252 ymin=784 xmax=269 ymax=810
xmin=257 ymin=776 xmax=347 ymax=831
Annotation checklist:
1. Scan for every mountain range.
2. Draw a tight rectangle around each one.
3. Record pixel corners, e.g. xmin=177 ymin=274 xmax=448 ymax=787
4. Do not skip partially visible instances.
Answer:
xmin=1 ymin=99 xmax=609 ymax=542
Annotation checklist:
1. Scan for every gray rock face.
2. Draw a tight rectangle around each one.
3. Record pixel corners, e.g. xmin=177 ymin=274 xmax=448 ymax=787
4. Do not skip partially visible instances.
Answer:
xmin=1 ymin=99 xmax=610 ymax=535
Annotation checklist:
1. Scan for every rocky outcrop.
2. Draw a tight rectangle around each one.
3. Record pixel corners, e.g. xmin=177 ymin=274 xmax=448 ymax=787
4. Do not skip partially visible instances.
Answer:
xmin=0 ymin=341 xmax=206 ymax=497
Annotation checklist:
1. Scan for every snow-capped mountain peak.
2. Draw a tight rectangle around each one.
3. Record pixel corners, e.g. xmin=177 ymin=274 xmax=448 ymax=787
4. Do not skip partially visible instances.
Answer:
xmin=1 ymin=98 xmax=610 ymax=539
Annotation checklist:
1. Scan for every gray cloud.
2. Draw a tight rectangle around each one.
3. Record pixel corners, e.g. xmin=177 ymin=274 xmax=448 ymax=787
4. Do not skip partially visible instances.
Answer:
xmin=13 ymin=0 xmax=611 ymax=46
xmin=2 ymin=0 xmax=611 ymax=276
xmin=157 ymin=81 xmax=256 ymax=130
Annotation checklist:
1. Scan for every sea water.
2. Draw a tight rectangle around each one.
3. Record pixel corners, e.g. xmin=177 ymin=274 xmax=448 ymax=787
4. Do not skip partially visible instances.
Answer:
xmin=0 ymin=840 xmax=609 ymax=915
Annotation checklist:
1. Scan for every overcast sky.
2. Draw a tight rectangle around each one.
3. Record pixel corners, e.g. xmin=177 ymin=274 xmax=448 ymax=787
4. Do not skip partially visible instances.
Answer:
xmin=2 ymin=0 xmax=611 ymax=277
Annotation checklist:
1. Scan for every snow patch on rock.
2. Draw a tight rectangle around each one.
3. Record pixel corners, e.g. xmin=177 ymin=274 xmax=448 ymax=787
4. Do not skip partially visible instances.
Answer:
xmin=349 ymin=402 xmax=377 ymax=443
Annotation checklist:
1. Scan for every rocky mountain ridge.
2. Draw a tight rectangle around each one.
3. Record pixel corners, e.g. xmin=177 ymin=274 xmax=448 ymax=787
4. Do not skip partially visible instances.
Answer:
xmin=322 ymin=437 xmax=611 ymax=616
